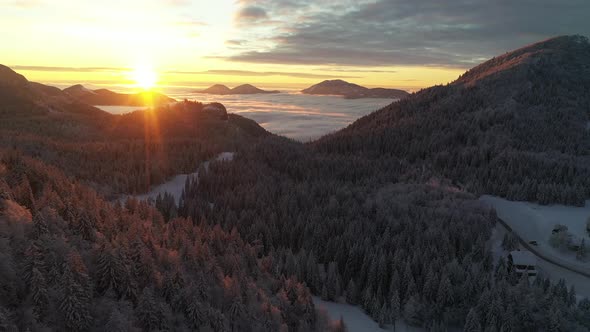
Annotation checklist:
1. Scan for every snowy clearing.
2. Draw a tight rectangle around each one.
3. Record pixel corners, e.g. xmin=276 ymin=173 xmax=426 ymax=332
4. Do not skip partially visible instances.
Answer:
xmin=480 ymin=195 xmax=590 ymax=271
xmin=120 ymin=152 xmax=235 ymax=204
xmin=312 ymin=297 xmax=422 ymax=332
xmin=95 ymin=105 xmax=147 ymax=114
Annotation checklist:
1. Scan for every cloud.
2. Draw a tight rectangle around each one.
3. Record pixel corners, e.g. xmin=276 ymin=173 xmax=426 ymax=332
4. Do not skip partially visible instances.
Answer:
xmin=167 ymin=69 xmax=360 ymax=79
xmin=320 ymin=68 xmax=398 ymax=74
xmin=188 ymin=91 xmax=393 ymax=141
xmin=226 ymin=0 xmax=590 ymax=67
xmin=10 ymin=65 xmax=358 ymax=79
xmin=235 ymin=5 xmax=268 ymax=23
xmin=225 ymin=40 xmax=245 ymax=46
xmin=11 ymin=65 xmax=128 ymax=72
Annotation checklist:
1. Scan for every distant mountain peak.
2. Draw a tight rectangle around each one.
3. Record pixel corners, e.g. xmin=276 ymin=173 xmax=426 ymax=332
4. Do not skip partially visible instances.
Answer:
xmin=64 ymin=84 xmax=97 ymax=97
xmin=0 ymin=64 xmax=28 ymax=87
xmin=198 ymin=83 xmax=279 ymax=95
xmin=302 ymin=79 xmax=408 ymax=99
xmin=200 ymin=84 xmax=232 ymax=94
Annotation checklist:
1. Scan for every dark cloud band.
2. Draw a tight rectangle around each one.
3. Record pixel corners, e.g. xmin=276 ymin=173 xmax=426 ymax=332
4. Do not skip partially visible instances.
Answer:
xmin=228 ymin=0 xmax=590 ymax=67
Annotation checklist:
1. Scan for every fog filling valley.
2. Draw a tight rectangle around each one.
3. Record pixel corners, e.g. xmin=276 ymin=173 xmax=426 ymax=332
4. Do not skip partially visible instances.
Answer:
xmin=98 ymin=92 xmax=396 ymax=141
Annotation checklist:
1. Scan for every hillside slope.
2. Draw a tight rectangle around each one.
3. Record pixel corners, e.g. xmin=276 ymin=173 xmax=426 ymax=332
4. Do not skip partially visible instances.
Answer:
xmin=315 ymin=35 xmax=590 ymax=205
xmin=64 ymin=84 xmax=175 ymax=106
xmin=0 ymin=65 xmax=269 ymax=195
xmin=0 ymin=65 xmax=106 ymax=118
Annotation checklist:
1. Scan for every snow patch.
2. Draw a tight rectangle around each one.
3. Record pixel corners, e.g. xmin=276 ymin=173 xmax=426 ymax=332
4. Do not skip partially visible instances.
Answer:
xmin=312 ymin=297 xmax=422 ymax=332
xmin=96 ymin=105 xmax=147 ymax=114
xmin=480 ymin=195 xmax=590 ymax=272
xmin=490 ymin=223 xmax=590 ymax=300
xmin=216 ymin=152 xmax=234 ymax=162
xmin=121 ymin=152 xmax=235 ymax=204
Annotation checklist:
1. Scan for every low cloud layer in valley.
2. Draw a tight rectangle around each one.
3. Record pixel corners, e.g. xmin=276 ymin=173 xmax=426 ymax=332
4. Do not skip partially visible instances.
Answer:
xmin=172 ymin=92 xmax=394 ymax=141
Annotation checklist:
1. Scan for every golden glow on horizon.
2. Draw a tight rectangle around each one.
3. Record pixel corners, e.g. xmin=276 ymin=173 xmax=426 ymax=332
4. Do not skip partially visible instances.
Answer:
xmin=131 ymin=65 xmax=158 ymax=90
xmin=0 ymin=0 xmax=469 ymax=92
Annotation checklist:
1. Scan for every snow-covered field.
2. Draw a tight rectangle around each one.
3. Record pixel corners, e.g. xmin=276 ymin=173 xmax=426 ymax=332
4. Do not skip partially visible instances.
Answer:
xmin=121 ymin=152 xmax=234 ymax=204
xmin=480 ymin=195 xmax=590 ymax=271
xmin=95 ymin=105 xmax=147 ymax=114
xmin=489 ymin=223 xmax=590 ymax=300
xmin=312 ymin=297 xmax=422 ymax=332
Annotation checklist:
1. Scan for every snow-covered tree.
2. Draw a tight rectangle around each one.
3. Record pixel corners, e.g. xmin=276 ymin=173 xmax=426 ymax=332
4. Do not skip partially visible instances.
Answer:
xmin=59 ymin=266 xmax=91 ymax=331
xmin=464 ymin=308 xmax=481 ymax=332
xmin=577 ymin=239 xmax=587 ymax=260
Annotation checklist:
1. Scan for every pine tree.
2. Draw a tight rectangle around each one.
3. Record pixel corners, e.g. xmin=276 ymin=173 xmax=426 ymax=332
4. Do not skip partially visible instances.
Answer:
xmin=208 ymin=308 xmax=227 ymax=332
xmin=32 ymin=211 xmax=49 ymax=238
xmin=423 ymin=267 xmax=438 ymax=301
xmin=345 ymin=279 xmax=357 ymax=304
xmin=389 ymin=289 xmax=401 ymax=332
xmin=403 ymin=295 xmax=422 ymax=327
xmin=18 ymin=176 xmax=35 ymax=212
xmin=59 ymin=266 xmax=91 ymax=331
xmin=464 ymin=308 xmax=481 ymax=332
xmin=135 ymin=287 xmax=164 ymax=331
xmin=228 ymin=298 xmax=245 ymax=332
xmin=548 ymin=301 xmax=562 ymax=332
xmin=23 ymin=241 xmax=46 ymax=286
xmin=567 ymin=285 xmax=576 ymax=307
xmin=321 ymin=284 xmax=329 ymax=301
xmin=0 ymin=306 xmax=17 ymax=332
xmin=105 ymin=309 xmax=128 ymax=332
xmin=485 ymin=296 xmax=501 ymax=331
xmin=577 ymin=239 xmax=587 ymax=260
xmin=96 ymin=245 xmax=127 ymax=297
xmin=326 ymin=262 xmax=341 ymax=301
xmin=378 ymin=303 xmax=389 ymax=328
xmin=186 ymin=300 xmax=206 ymax=329
xmin=77 ymin=212 xmax=95 ymax=241
xmin=436 ymin=276 xmax=453 ymax=308
xmin=30 ymin=267 xmax=48 ymax=316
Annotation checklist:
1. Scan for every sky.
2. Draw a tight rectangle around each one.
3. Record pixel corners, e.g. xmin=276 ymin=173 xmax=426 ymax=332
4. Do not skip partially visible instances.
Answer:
xmin=2 ymin=0 xmax=590 ymax=92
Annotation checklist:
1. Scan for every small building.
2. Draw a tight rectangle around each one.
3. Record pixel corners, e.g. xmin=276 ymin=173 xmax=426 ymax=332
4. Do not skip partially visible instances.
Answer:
xmin=508 ymin=250 xmax=537 ymax=278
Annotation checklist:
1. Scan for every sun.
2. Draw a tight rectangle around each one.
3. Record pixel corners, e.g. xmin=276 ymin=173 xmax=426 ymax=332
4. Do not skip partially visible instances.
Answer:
xmin=131 ymin=64 xmax=158 ymax=90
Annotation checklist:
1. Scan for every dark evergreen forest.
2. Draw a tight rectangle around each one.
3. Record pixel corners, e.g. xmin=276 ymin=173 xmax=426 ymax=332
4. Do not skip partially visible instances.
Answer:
xmin=2 ymin=36 xmax=590 ymax=331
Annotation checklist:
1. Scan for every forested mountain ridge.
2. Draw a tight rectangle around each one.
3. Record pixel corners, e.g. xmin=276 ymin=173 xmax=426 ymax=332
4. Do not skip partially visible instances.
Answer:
xmin=315 ymin=35 xmax=590 ymax=205
xmin=0 ymin=66 xmax=270 ymax=195
xmin=0 ymin=65 xmax=106 ymax=118
xmin=64 ymin=84 xmax=176 ymax=106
